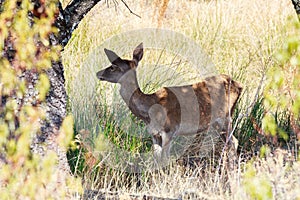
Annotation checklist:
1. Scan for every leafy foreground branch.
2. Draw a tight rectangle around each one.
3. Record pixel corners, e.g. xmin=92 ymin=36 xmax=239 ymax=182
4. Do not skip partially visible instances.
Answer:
xmin=0 ymin=0 xmax=104 ymax=198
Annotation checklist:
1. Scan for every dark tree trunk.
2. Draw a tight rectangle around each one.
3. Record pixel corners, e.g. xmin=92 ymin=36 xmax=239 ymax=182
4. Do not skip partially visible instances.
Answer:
xmin=1 ymin=0 xmax=102 ymax=172
xmin=34 ymin=0 xmax=103 ymax=171
xmin=291 ymin=0 xmax=300 ymax=20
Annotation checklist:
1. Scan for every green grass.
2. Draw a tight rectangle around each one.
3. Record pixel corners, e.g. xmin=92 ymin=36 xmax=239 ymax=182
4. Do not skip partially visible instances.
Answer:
xmin=233 ymin=97 xmax=296 ymax=157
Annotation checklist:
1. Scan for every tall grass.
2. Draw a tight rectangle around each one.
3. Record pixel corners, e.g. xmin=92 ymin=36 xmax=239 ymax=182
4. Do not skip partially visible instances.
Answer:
xmin=62 ymin=0 xmax=299 ymax=198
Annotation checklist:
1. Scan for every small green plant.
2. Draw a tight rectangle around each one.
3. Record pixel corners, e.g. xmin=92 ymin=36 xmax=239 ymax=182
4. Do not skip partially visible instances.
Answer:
xmin=233 ymin=97 xmax=294 ymax=155
xmin=243 ymin=163 xmax=273 ymax=200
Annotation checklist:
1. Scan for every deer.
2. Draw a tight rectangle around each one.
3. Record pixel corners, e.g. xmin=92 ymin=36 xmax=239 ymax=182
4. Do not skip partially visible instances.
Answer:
xmin=96 ymin=43 xmax=242 ymax=163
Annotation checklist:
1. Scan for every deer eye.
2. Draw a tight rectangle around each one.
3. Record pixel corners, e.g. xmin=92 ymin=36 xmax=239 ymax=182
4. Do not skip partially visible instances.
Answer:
xmin=110 ymin=65 xmax=118 ymax=72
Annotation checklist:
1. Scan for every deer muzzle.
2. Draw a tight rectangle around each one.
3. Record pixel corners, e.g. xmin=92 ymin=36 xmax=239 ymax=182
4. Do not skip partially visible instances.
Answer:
xmin=96 ymin=70 xmax=105 ymax=80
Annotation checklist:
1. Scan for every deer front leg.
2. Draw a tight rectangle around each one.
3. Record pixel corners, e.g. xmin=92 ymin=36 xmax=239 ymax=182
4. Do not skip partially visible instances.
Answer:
xmin=148 ymin=104 xmax=172 ymax=163
xmin=152 ymin=131 xmax=163 ymax=160
xmin=161 ymin=131 xmax=173 ymax=159
xmin=151 ymin=129 xmax=173 ymax=164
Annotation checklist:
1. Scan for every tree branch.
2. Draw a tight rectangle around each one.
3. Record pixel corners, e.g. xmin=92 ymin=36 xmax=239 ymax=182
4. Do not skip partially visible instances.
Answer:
xmin=291 ymin=0 xmax=300 ymax=21
xmin=57 ymin=0 xmax=102 ymax=46
xmin=55 ymin=0 xmax=140 ymax=46
xmin=120 ymin=0 xmax=141 ymax=18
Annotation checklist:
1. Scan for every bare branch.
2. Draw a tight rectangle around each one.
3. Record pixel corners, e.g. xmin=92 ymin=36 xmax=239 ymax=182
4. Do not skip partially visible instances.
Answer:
xmin=120 ymin=0 xmax=141 ymax=18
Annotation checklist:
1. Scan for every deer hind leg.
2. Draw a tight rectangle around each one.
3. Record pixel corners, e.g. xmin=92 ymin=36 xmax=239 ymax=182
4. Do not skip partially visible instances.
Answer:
xmin=210 ymin=117 xmax=239 ymax=171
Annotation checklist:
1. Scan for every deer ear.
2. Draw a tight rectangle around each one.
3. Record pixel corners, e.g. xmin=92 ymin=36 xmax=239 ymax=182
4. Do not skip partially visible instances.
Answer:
xmin=133 ymin=43 xmax=143 ymax=66
xmin=104 ymin=48 xmax=121 ymax=63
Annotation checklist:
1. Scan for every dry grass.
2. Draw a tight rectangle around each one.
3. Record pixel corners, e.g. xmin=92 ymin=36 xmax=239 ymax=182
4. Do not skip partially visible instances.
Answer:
xmin=78 ymin=151 xmax=300 ymax=199
xmin=63 ymin=0 xmax=294 ymax=93
xmin=62 ymin=0 xmax=300 ymax=199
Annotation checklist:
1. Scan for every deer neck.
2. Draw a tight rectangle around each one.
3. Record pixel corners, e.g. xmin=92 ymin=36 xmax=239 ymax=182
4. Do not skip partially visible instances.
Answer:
xmin=119 ymin=70 xmax=140 ymax=104
xmin=119 ymin=69 xmax=153 ymax=123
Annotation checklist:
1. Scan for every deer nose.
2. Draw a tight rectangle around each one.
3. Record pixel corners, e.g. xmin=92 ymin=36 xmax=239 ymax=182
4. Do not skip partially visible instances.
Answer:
xmin=96 ymin=71 xmax=104 ymax=80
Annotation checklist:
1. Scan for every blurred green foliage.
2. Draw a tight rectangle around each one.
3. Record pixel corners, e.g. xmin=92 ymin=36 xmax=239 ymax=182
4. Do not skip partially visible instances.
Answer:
xmin=245 ymin=19 xmax=300 ymax=200
xmin=243 ymin=163 xmax=273 ymax=200
xmin=0 ymin=0 xmax=81 ymax=198
xmin=263 ymin=19 xmax=300 ymax=139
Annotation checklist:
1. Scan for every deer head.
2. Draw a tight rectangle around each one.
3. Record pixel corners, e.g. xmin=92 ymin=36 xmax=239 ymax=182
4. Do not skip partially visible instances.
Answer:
xmin=96 ymin=43 xmax=143 ymax=83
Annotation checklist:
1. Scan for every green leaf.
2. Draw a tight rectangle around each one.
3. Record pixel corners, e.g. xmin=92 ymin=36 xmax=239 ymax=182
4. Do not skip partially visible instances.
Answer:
xmin=36 ymin=73 xmax=50 ymax=101
xmin=59 ymin=115 xmax=74 ymax=148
